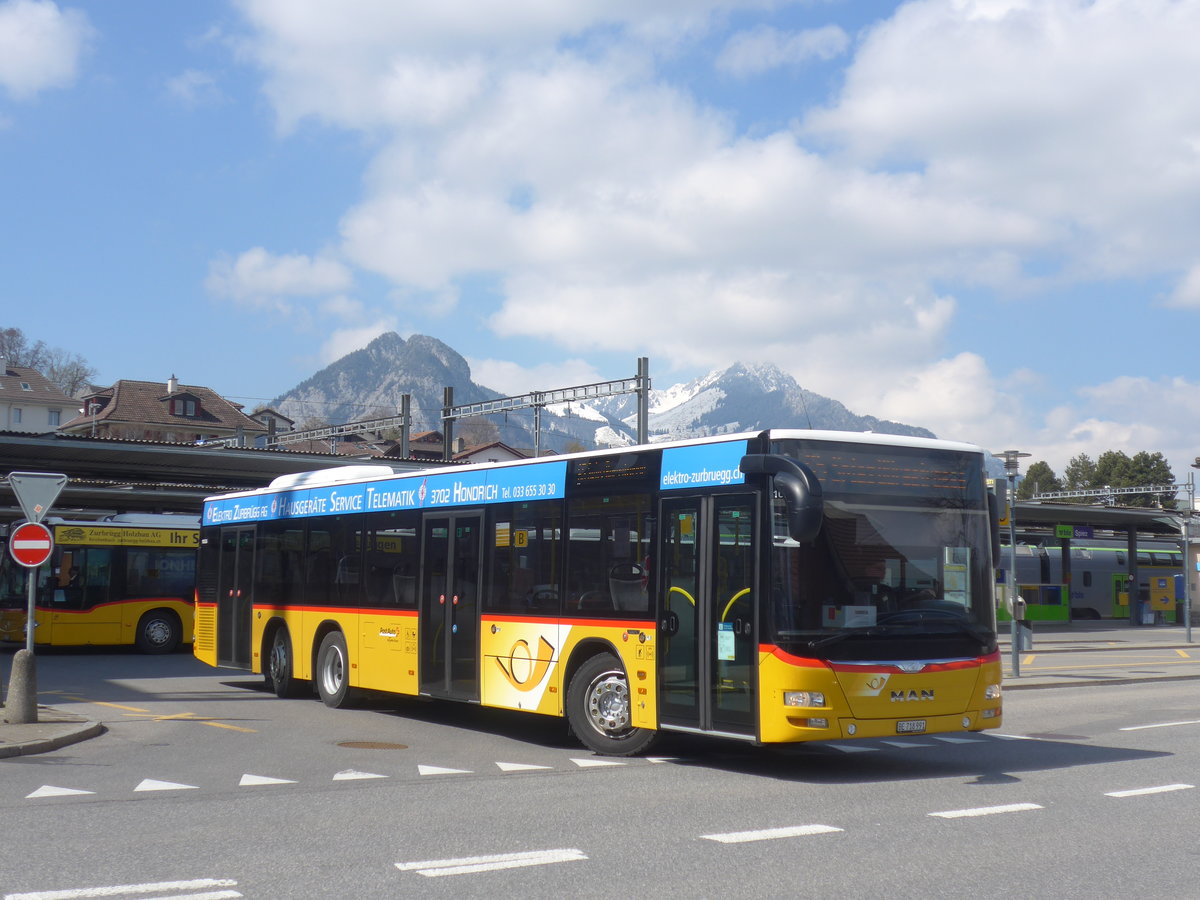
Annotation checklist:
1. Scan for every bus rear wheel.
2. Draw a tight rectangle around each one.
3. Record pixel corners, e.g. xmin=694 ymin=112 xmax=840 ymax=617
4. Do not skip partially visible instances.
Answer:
xmin=566 ymin=652 xmax=657 ymax=756
xmin=316 ymin=631 xmax=353 ymax=709
xmin=268 ymin=626 xmax=305 ymax=698
xmin=135 ymin=610 xmax=180 ymax=655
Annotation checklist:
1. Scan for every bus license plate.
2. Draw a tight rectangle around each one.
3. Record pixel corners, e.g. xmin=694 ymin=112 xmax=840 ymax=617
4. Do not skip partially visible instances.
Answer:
xmin=896 ymin=720 xmax=926 ymax=734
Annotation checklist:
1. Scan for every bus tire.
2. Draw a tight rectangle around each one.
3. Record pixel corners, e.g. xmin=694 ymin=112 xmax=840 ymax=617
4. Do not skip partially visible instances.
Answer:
xmin=566 ymin=652 xmax=657 ymax=756
xmin=135 ymin=610 xmax=181 ymax=655
xmin=268 ymin=626 xmax=305 ymax=699
xmin=316 ymin=631 xmax=353 ymax=709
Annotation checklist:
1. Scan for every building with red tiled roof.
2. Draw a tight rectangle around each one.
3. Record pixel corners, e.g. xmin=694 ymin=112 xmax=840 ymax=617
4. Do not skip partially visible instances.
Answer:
xmin=0 ymin=362 xmax=76 ymax=433
xmin=59 ymin=376 xmax=269 ymax=445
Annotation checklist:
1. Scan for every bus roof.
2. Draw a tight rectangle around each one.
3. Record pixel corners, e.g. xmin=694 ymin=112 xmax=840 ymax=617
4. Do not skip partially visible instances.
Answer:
xmin=203 ymin=428 xmax=986 ymax=509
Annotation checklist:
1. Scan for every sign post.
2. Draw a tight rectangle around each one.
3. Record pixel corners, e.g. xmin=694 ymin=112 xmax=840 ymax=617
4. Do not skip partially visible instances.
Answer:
xmin=4 ymin=472 xmax=67 ymax=724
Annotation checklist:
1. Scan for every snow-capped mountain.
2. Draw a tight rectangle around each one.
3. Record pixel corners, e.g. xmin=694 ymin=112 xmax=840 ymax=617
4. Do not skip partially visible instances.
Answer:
xmin=270 ymin=333 xmax=933 ymax=452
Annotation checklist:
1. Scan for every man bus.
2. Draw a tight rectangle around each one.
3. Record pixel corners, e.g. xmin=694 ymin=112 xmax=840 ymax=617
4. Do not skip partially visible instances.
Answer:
xmin=194 ymin=430 xmax=1002 ymax=754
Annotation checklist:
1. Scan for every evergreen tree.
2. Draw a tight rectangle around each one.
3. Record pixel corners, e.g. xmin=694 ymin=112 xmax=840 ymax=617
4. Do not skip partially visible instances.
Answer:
xmin=1017 ymin=461 xmax=1062 ymax=499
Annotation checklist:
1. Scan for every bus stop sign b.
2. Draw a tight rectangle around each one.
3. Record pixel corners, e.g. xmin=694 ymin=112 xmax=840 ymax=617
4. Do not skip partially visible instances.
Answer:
xmin=7 ymin=471 xmax=68 ymax=524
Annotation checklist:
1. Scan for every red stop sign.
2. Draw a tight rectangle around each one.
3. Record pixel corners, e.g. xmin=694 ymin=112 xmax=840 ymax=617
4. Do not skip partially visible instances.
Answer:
xmin=9 ymin=522 xmax=53 ymax=568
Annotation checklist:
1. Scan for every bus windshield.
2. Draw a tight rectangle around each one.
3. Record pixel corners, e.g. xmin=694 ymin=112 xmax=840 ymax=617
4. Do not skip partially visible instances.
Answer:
xmin=770 ymin=439 xmax=996 ymax=660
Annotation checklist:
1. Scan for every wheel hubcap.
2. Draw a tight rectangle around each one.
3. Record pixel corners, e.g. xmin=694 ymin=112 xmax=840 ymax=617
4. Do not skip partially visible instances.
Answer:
xmin=586 ymin=671 xmax=631 ymax=735
xmin=270 ymin=638 xmax=288 ymax=682
xmin=145 ymin=620 xmax=169 ymax=646
xmin=322 ymin=647 xmax=344 ymax=695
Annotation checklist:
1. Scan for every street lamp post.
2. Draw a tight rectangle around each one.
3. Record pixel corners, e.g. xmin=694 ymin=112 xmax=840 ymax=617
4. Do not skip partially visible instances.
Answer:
xmin=996 ymin=449 xmax=1030 ymax=677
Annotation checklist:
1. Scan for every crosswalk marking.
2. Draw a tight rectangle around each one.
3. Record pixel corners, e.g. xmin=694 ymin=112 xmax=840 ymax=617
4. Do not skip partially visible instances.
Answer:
xmin=929 ymin=802 xmax=1043 ymax=819
xmin=396 ymin=849 xmax=587 ymax=877
xmin=823 ymin=742 xmax=878 ymax=753
xmin=570 ymin=758 xmax=625 ymax=768
xmin=1105 ymin=783 xmax=1194 ymax=798
xmin=701 ymin=824 xmax=843 ymax=843
xmin=3 ymin=877 xmax=240 ymax=900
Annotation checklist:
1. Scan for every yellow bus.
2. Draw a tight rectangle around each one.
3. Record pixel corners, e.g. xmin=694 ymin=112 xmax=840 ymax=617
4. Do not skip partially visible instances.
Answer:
xmin=0 ymin=515 xmax=199 ymax=653
xmin=194 ymin=430 xmax=1003 ymax=754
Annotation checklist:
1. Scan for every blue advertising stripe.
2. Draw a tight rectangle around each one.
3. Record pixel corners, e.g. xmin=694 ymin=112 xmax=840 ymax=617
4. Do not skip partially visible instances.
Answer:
xmin=204 ymin=461 xmax=568 ymax=525
xmin=660 ymin=440 xmax=748 ymax=491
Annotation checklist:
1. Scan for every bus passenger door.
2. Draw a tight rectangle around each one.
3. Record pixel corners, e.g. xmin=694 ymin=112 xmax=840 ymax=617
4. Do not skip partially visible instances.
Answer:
xmin=217 ymin=526 xmax=255 ymax=668
xmin=658 ymin=494 xmax=758 ymax=738
xmin=419 ymin=513 xmax=482 ymax=701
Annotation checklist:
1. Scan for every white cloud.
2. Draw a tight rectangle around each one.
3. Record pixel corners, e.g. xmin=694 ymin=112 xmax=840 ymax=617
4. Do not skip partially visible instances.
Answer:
xmin=1167 ymin=264 xmax=1200 ymax=308
xmin=0 ymin=0 xmax=93 ymax=100
xmin=467 ymin=356 xmax=604 ymax=396
xmin=228 ymin=0 xmax=1200 ymax=474
xmin=166 ymin=69 xmax=223 ymax=107
xmin=206 ymin=247 xmax=354 ymax=308
xmin=716 ymin=24 xmax=849 ymax=77
xmin=319 ymin=319 xmax=398 ymax=365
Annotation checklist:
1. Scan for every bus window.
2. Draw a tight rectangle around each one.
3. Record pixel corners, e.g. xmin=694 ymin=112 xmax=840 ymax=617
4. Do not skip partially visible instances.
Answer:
xmin=487 ymin=500 xmax=562 ymax=614
xmin=565 ymin=494 xmax=652 ymax=615
xmin=363 ymin=511 xmax=419 ymax=608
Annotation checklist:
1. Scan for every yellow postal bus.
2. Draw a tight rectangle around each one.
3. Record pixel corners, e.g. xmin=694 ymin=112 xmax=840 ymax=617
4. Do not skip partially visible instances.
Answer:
xmin=194 ymin=430 xmax=1003 ymax=754
xmin=0 ymin=514 xmax=199 ymax=653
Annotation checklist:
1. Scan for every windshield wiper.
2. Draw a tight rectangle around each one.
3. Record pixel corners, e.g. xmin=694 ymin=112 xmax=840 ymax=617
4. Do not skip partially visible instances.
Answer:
xmin=808 ymin=625 xmax=903 ymax=650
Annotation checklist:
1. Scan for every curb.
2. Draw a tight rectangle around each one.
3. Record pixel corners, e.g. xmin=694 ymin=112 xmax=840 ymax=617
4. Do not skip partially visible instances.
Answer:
xmin=1001 ymin=672 xmax=1200 ymax=691
xmin=0 ymin=720 xmax=105 ymax=759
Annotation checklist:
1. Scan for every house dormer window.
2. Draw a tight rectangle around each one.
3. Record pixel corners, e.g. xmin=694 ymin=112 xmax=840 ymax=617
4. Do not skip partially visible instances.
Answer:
xmin=20 ymin=382 xmax=32 ymax=391
xmin=170 ymin=397 xmax=199 ymax=417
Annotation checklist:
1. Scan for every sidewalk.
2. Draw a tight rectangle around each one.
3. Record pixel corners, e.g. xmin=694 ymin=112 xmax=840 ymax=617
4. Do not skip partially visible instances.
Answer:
xmin=0 ymin=705 xmax=103 ymax=759
xmin=999 ymin=619 xmax=1200 ymax=689
xmin=2 ymin=622 xmax=1196 ymax=756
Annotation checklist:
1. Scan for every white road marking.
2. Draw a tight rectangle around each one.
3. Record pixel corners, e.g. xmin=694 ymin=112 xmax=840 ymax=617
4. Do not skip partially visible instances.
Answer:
xmin=992 ymin=734 xmax=1037 ymax=740
xmin=879 ymin=740 xmax=934 ymax=749
xmin=1105 ymin=783 xmax=1194 ymax=798
xmin=822 ymin=743 xmax=878 ymax=753
xmin=417 ymin=765 xmax=472 ymax=776
xmin=495 ymin=762 xmax=551 ymax=772
xmin=134 ymin=779 xmax=198 ymax=792
xmin=570 ymin=758 xmax=625 ymax=768
xmin=25 ymin=785 xmax=94 ymax=799
xmin=701 ymin=824 xmax=843 ymax=844
xmin=929 ymin=803 xmax=1043 ymax=819
xmin=1119 ymin=719 xmax=1200 ymax=731
xmin=332 ymin=770 xmax=388 ymax=781
xmin=237 ymin=774 xmax=296 ymax=786
xmin=931 ymin=735 xmax=984 ymax=744
xmin=4 ymin=878 xmax=240 ymax=899
xmin=395 ymin=849 xmax=587 ymax=877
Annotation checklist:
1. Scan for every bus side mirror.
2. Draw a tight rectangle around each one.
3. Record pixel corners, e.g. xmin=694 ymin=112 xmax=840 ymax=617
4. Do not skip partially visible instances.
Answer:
xmin=740 ymin=454 xmax=824 ymax=544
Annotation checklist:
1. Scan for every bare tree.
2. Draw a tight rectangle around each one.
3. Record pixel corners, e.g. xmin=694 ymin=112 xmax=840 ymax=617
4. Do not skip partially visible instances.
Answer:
xmin=1 ymin=326 xmax=97 ymax=397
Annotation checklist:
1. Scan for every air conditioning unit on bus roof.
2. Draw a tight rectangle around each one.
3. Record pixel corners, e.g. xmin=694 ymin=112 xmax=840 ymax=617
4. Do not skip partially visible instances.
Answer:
xmin=269 ymin=465 xmax=399 ymax=490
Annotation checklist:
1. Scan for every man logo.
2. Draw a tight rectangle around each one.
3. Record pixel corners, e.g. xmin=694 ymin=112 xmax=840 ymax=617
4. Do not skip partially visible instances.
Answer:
xmin=890 ymin=689 xmax=935 ymax=702
xmin=495 ymin=635 xmax=555 ymax=691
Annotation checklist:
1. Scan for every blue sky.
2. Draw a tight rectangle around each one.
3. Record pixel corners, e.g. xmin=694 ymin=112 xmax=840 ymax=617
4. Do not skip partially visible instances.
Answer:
xmin=4 ymin=0 xmax=1200 ymax=480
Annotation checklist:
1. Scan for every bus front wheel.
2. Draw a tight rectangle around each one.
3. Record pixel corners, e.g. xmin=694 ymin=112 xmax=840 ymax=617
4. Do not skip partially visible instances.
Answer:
xmin=135 ymin=610 xmax=180 ymax=655
xmin=268 ymin=626 xmax=305 ymax=698
xmin=566 ymin=652 xmax=657 ymax=756
xmin=316 ymin=631 xmax=353 ymax=709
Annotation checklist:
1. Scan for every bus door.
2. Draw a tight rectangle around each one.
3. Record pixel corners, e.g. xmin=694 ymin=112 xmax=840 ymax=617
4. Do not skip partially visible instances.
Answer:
xmin=217 ymin=526 xmax=255 ymax=667
xmin=658 ymin=494 xmax=758 ymax=738
xmin=419 ymin=513 xmax=482 ymax=701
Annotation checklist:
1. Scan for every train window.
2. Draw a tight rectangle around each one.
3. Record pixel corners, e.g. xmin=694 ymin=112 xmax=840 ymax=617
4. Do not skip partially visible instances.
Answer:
xmin=1082 ymin=571 xmax=1092 ymax=587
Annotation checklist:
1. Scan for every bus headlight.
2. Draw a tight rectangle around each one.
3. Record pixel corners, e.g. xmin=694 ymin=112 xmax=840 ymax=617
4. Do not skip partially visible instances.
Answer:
xmin=984 ymin=684 xmax=1002 ymax=700
xmin=784 ymin=691 xmax=826 ymax=708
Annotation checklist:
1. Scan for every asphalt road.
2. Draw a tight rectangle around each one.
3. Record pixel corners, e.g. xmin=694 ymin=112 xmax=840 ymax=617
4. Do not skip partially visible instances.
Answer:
xmin=2 ymin=650 xmax=1198 ymax=899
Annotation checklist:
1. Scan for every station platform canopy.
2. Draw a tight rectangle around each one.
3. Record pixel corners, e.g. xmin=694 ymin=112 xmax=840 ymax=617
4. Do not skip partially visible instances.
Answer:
xmin=1014 ymin=501 xmax=1182 ymax=538
xmin=0 ymin=430 xmax=437 ymax=522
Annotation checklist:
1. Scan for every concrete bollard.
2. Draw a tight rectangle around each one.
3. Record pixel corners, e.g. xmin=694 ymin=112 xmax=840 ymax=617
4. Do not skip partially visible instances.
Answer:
xmin=4 ymin=648 xmax=38 ymax=724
